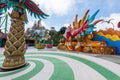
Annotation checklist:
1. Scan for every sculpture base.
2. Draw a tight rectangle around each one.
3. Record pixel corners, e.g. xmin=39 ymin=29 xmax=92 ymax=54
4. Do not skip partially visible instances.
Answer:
xmin=0 ymin=62 xmax=29 ymax=72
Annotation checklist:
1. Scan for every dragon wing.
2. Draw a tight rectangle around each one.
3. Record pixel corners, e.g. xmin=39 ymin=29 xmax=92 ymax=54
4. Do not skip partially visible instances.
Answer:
xmin=79 ymin=9 xmax=90 ymax=27
xmin=88 ymin=9 xmax=100 ymax=23
xmin=24 ymin=0 xmax=49 ymax=19
xmin=72 ymin=20 xmax=88 ymax=38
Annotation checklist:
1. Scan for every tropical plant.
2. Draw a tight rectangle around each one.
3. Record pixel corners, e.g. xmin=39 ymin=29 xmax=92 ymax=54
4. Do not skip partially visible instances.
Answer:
xmin=0 ymin=0 xmax=48 ymax=69
xmin=49 ymin=30 xmax=64 ymax=46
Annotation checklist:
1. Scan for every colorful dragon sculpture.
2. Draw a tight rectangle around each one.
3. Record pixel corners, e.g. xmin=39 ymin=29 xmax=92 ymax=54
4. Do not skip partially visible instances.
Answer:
xmin=60 ymin=9 xmax=103 ymax=41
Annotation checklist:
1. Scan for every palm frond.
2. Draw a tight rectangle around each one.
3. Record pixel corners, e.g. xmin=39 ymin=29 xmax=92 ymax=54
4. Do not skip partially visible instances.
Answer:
xmin=24 ymin=0 xmax=49 ymax=19
xmin=0 ymin=0 xmax=19 ymax=13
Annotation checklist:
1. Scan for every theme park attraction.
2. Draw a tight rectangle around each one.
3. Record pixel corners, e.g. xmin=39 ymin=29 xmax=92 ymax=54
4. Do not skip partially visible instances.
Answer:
xmin=0 ymin=13 xmax=8 ymax=47
xmin=0 ymin=0 xmax=48 ymax=70
xmin=58 ymin=9 xmax=120 ymax=55
xmin=25 ymin=20 xmax=53 ymax=49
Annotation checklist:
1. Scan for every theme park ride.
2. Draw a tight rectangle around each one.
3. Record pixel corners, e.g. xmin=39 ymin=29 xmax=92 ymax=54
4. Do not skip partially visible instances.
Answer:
xmin=0 ymin=0 xmax=48 ymax=70
xmin=58 ymin=9 xmax=120 ymax=55
xmin=0 ymin=14 xmax=8 ymax=47
xmin=25 ymin=20 xmax=53 ymax=49
xmin=0 ymin=14 xmax=8 ymax=34
xmin=35 ymin=34 xmax=53 ymax=49
xmin=25 ymin=20 xmax=47 ymax=46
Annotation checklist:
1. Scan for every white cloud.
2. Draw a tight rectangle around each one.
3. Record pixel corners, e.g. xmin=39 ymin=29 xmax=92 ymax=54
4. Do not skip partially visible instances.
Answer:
xmin=41 ymin=21 xmax=50 ymax=29
xmin=33 ymin=0 xmax=75 ymax=16
xmin=95 ymin=13 xmax=120 ymax=31
xmin=25 ymin=20 xmax=34 ymax=31
xmin=64 ymin=23 xmax=70 ymax=27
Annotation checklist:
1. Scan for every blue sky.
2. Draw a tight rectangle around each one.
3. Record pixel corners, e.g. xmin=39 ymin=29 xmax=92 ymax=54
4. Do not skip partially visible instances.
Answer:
xmin=33 ymin=0 xmax=120 ymax=31
xmin=1 ymin=0 xmax=120 ymax=32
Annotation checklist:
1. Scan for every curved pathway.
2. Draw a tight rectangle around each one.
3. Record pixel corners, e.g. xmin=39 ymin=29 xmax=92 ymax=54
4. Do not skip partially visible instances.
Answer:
xmin=0 ymin=48 xmax=120 ymax=80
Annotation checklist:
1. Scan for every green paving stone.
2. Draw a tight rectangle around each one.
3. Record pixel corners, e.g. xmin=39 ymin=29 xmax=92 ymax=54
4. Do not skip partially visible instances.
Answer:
xmin=27 ymin=56 xmax=74 ymax=80
xmin=13 ymin=60 xmax=44 ymax=80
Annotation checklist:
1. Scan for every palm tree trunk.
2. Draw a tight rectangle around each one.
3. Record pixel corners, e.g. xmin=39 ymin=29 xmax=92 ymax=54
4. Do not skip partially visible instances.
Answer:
xmin=1 ymin=3 xmax=28 ymax=70
xmin=2 ymin=17 xmax=26 ymax=69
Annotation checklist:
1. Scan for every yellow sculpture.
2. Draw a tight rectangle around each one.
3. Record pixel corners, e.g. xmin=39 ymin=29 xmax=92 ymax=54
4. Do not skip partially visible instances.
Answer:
xmin=2 ymin=5 xmax=27 ymax=69
xmin=0 ymin=0 xmax=48 ymax=70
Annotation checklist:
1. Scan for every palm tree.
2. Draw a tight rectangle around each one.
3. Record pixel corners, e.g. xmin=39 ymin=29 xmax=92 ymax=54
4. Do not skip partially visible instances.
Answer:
xmin=0 ymin=0 xmax=48 ymax=70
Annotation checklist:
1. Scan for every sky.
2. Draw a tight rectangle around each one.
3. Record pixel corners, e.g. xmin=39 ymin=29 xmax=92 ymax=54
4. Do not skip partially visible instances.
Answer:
xmin=1 ymin=0 xmax=120 ymax=32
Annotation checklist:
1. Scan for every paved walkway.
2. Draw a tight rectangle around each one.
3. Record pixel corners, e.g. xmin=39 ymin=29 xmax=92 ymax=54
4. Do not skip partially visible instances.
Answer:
xmin=0 ymin=48 xmax=4 ymax=55
xmin=0 ymin=47 xmax=120 ymax=80
xmin=27 ymin=47 xmax=120 ymax=64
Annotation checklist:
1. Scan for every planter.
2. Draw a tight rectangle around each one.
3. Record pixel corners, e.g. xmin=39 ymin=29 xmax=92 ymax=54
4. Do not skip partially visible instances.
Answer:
xmin=46 ymin=44 xmax=52 ymax=48
xmin=35 ymin=43 xmax=45 ymax=49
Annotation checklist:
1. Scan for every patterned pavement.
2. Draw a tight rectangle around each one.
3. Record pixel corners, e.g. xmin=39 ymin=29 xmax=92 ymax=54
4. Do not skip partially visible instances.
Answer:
xmin=0 ymin=47 xmax=120 ymax=80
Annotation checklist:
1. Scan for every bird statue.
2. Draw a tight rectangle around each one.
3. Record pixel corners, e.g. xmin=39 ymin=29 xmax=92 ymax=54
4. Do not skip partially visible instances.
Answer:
xmin=102 ymin=19 xmax=114 ymax=29
xmin=102 ymin=19 xmax=114 ymax=24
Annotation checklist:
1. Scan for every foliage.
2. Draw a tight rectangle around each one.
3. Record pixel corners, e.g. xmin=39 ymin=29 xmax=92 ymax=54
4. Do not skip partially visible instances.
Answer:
xmin=49 ymin=30 xmax=64 ymax=46
xmin=0 ymin=0 xmax=48 ymax=19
